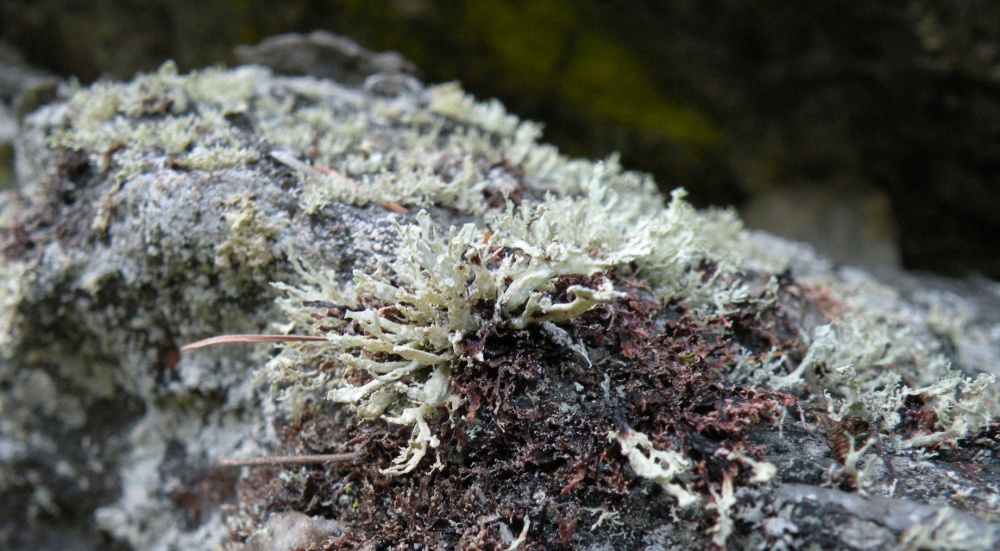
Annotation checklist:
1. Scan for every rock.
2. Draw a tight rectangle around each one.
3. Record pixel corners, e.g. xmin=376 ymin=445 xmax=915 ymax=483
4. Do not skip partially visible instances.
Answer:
xmin=241 ymin=512 xmax=342 ymax=551
xmin=0 ymin=44 xmax=59 ymax=190
xmin=234 ymin=30 xmax=416 ymax=84
xmin=0 ymin=62 xmax=406 ymax=551
xmin=1 ymin=58 xmax=999 ymax=550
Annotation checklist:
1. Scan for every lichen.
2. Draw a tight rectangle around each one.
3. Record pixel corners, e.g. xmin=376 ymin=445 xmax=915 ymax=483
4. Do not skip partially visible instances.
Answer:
xmin=268 ymin=206 xmax=623 ymax=473
xmin=706 ymin=473 xmax=737 ymax=547
xmin=725 ymin=261 xmax=997 ymax=469
xmin=214 ymin=193 xmax=279 ymax=270
xmin=896 ymin=507 xmax=996 ymax=550
xmin=265 ymin=140 xmax=763 ymax=479
xmin=47 ymin=62 xmax=262 ymax=183
xmin=899 ymin=369 xmax=995 ymax=448
xmin=610 ymin=428 xmax=698 ymax=507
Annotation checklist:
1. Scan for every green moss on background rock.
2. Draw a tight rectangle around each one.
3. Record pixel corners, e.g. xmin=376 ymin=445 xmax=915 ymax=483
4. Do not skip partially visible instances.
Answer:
xmin=463 ymin=0 xmax=721 ymax=146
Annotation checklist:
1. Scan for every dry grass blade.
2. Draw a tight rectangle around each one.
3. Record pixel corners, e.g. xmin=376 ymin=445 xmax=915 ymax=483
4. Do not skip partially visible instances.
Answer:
xmin=180 ymin=334 xmax=328 ymax=352
xmin=218 ymin=453 xmax=355 ymax=468
xmin=312 ymin=163 xmax=410 ymax=214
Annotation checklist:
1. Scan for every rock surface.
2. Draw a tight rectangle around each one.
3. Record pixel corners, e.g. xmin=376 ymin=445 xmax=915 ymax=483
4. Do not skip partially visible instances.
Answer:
xmin=1 ymin=60 xmax=999 ymax=550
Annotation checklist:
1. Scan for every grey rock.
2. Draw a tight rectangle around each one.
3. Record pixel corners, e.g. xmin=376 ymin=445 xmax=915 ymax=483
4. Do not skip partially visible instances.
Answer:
xmin=234 ymin=30 xmax=416 ymax=84
xmin=1 ymin=64 xmax=406 ymax=551
xmin=241 ymin=511 xmax=342 ymax=551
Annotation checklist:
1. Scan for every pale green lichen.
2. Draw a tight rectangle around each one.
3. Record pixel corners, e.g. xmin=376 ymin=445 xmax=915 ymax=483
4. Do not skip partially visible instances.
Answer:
xmin=48 ymin=63 xmax=261 ymax=181
xmin=270 ymin=205 xmax=624 ymax=474
xmin=254 ymin=106 xmax=366 ymax=165
xmin=782 ymin=315 xmax=927 ymax=393
xmin=482 ymin=162 xmax=747 ymax=311
xmin=706 ymin=474 xmax=737 ymax=547
xmin=214 ymin=193 xmax=279 ymax=270
xmin=732 ymin=302 xmax=996 ymax=451
xmin=609 ymin=428 xmax=698 ymax=507
xmin=427 ymin=82 xmax=521 ymax=135
xmin=279 ymin=79 xmax=727 ymax=226
xmin=295 ymin=149 xmax=489 ymax=216
xmin=258 ymin=84 xmax=519 ymax=216
xmin=0 ymin=260 xmax=29 ymax=356
xmin=259 ymin=81 xmax=757 ymax=477
xmin=896 ymin=507 xmax=996 ymax=551
xmin=185 ymin=144 xmax=261 ymax=172
xmin=901 ymin=370 xmax=995 ymax=448
xmin=267 ymin=127 xmax=756 ymax=474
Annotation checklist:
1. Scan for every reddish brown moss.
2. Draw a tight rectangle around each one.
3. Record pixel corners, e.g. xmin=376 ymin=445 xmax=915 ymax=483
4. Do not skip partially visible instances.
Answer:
xmin=230 ymin=274 xmax=793 ymax=548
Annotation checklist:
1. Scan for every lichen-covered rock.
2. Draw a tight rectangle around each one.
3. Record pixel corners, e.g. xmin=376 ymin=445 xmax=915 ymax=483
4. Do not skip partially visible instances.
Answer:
xmin=2 ymin=61 xmax=1000 ymax=550
xmin=0 ymin=62 xmax=414 ymax=550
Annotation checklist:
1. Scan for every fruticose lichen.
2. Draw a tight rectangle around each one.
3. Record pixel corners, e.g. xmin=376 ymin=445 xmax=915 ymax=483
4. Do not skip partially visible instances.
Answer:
xmin=265 ymin=156 xmax=757 ymax=478
xmin=729 ymin=297 xmax=996 ymax=451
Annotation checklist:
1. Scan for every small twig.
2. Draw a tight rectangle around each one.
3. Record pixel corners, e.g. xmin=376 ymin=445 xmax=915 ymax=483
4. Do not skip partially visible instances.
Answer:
xmin=313 ymin=164 xmax=410 ymax=214
xmin=269 ymin=149 xmax=318 ymax=175
xmin=218 ymin=452 xmax=355 ymax=468
xmin=180 ymin=334 xmax=328 ymax=352
xmin=270 ymin=150 xmax=410 ymax=214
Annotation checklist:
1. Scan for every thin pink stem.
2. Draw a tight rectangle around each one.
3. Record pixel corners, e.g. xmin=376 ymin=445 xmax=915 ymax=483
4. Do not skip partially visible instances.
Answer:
xmin=218 ymin=452 xmax=355 ymax=467
xmin=180 ymin=334 xmax=328 ymax=352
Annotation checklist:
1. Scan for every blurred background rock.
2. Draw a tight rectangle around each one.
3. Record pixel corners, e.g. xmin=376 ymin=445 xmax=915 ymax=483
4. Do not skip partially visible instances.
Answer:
xmin=2 ymin=0 xmax=998 ymax=276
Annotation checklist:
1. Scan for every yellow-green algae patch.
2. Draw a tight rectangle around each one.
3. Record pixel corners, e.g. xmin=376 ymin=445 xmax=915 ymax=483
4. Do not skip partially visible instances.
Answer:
xmin=462 ymin=0 xmax=721 ymax=146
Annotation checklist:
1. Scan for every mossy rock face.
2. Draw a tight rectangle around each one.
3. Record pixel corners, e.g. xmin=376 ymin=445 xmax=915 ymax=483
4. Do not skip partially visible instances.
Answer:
xmin=2 ymin=63 xmax=1000 ymax=550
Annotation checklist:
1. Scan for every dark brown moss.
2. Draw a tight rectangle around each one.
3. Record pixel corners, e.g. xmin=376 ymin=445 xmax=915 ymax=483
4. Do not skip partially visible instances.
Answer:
xmin=229 ymin=274 xmax=794 ymax=548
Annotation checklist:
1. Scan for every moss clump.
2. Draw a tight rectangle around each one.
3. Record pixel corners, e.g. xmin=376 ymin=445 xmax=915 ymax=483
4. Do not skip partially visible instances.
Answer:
xmin=242 ymin=278 xmax=788 ymax=548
